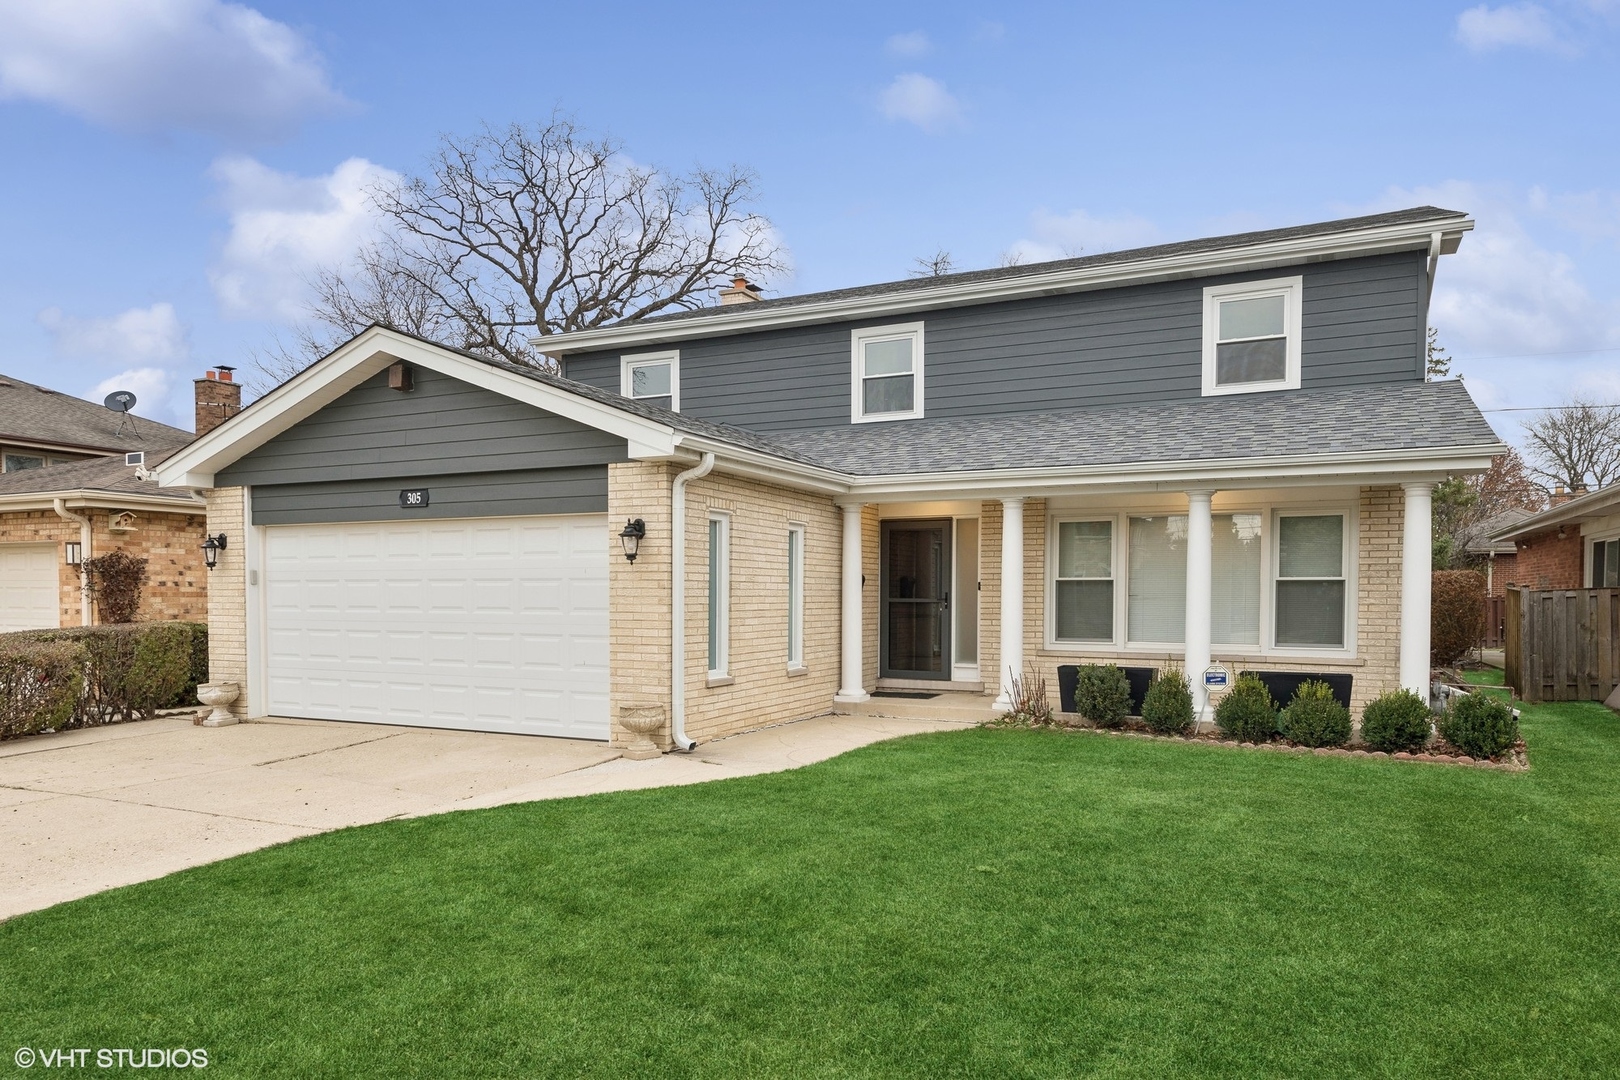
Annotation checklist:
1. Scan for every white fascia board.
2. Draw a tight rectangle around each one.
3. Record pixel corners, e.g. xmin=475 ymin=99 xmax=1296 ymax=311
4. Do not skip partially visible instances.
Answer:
xmin=155 ymin=327 xmax=677 ymax=488
xmin=835 ymin=443 xmax=1506 ymax=504
xmin=1493 ymin=486 xmax=1620 ymax=542
xmin=674 ymin=435 xmax=850 ymax=495
xmin=0 ymin=491 xmax=206 ymax=513
xmin=539 ymin=218 xmax=1475 ymax=354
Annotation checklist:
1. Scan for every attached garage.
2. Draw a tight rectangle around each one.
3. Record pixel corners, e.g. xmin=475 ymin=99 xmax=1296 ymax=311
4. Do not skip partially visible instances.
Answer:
xmin=0 ymin=542 xmax=60 ymax=632
xmin=263 ymin=514 xmax=610 ymax=739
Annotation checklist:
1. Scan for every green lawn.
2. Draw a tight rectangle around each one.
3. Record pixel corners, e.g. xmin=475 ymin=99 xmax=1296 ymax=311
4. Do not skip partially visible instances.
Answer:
xmin=3 ymin=703 xmax=1619 ymax=1078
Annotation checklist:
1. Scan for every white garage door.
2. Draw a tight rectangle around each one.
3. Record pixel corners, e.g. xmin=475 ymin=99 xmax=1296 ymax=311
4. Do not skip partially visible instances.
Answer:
xmin=0 ymin=543 xmax=61 ymax=632
xmin=264 ymin=515 xmax=609 ymax=740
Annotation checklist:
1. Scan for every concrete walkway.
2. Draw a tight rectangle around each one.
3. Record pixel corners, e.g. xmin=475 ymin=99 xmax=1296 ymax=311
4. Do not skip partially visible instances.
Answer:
xmin=0 ymin=711 xmax=967 ymax=922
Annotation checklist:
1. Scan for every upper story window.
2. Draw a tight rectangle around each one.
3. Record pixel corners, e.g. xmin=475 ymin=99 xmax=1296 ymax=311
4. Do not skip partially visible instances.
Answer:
xmin=621 ymin=350 xmax=679 ymax=412
xmin=851 ymin=323 xmax=924 ymax=423
xmin=1201 ymin=276 xmax=1302 ymax=396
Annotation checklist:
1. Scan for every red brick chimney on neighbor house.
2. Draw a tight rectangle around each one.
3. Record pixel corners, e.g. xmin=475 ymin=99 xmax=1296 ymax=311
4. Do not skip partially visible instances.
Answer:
xmin=194 ymin=366 xmax=242 ymax=436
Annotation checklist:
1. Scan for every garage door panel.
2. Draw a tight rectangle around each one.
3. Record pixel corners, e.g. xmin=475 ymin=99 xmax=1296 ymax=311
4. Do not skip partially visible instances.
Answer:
xmin=266 ymin=515 xmax=608 ymax=740
xmin=0 ymin=543 xmax=61 ymax=633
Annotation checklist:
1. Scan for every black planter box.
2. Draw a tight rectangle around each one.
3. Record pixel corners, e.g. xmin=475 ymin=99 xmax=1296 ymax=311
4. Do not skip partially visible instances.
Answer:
xmin=1057 ymin=665 xmax=1159 ymax=716
xmin=1240 ymin=671 xmax=1354 ymax=710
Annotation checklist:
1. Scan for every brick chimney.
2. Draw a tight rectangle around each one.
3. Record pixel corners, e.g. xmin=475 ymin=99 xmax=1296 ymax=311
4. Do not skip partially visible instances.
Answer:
xmin=718 ymin=277 xmax=762 ymax=306
xmin=194 ymin=366 xmax=242 ymax=437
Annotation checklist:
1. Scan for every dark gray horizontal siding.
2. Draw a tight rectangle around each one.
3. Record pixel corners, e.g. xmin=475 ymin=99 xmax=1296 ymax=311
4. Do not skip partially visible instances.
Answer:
xmin=250 ymin=465 xmax=608 ymax=525
xmin=218 ymin=366 xmax=628 ymax=487
xmin=564 ymin=251 xmax=1424 ymax=432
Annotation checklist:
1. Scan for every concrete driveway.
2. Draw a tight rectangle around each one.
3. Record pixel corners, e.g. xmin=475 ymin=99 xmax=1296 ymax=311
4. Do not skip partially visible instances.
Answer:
xmin=0 ymin=712 xmax=965 ymax=922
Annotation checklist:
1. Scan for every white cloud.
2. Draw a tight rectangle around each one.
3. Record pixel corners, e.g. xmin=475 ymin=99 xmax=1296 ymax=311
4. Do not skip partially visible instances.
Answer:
xmin=1003 ymin=208 xmax=1162 ymax=264
xmin=88 ymin=367 xmax=177 ymax=424
xmin=885 ymin=31 xmax=932 ymax=56
xmin=0 ymin=0 xmax=347 ymax=138
xmin=37 ymin=302 xmax=190 ymax=366
xmin=208 ymin=155 xmax=399 ymax=320
xmin=1455 ymin=3 xmax=1575 ymax=53
xmin=878 ymin=73 xmax=963 ymax=133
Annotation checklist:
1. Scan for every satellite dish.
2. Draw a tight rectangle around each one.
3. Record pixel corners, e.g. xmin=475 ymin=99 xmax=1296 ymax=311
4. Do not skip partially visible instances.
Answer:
xmin=104 ymin=390 xmax=137 ymax=413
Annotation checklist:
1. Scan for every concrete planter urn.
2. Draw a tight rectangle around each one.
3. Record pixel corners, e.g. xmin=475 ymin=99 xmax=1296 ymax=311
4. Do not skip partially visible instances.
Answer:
xmin=618 ymin=704 xmax=666 ymax=760
xmin=197 ymin=682 xmax=241 ymax=727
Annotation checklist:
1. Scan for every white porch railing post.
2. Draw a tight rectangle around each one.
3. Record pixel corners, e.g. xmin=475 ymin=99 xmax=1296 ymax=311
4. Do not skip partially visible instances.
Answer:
xmin=835 ymin=503 xmax=869 ymax=703
xmin=1184 ymin=489 xmax=1215 ymax=722
xmin=1400 ymin=482 xmax=1433 ymax=697
xmin=993 ymin=497 xmax=1026 ymax=710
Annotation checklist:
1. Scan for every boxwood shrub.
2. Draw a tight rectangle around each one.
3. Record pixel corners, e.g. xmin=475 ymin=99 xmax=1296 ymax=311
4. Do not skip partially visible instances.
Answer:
xmin=1214 ymin=675 xmax=1277 ymax=742
xmin=1440 ymin=691 xmax=1519 ymax=759
xmin=1280 ymin=679 xmax=1351 ymax=748
xmin=1359 ymin=689 xmax=1433 ymax=753
xmin=1141 ymin=667 xmax=1194 ymax=735
xmin=1074 ymin=664 xmax=1131 ymax=728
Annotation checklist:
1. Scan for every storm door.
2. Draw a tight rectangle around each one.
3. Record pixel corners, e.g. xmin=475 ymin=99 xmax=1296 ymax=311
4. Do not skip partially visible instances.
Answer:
xmin=881 ymin=519 xmax=952 ymax=680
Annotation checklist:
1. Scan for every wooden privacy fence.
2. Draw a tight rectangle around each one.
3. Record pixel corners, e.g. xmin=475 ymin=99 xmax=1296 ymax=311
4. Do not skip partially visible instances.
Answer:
xmin=1482 ymin=596 xmax=1506 ymax=649
xmin=1504 ymin=587 xmax=1620 ymax=703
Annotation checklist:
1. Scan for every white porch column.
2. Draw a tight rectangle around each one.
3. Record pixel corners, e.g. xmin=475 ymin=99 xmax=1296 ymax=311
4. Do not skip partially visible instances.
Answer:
xmin=835 ymin=503 xmax=869 ymax=703
xmin=1400 ymin=482 xmax=1433 ymax=697
xmin=993 ymin=497 xmax=1026 ymax=709
xmin=1184 ymin=489 xmax=1214 ymax=720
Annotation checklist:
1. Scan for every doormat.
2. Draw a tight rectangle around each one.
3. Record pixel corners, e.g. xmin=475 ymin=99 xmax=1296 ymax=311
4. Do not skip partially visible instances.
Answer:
xmin=871 ymin=690 xmax=940 ymax=699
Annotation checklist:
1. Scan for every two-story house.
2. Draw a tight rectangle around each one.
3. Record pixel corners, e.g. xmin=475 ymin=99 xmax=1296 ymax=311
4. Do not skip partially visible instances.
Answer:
xmin=158 ymin=206 xmax=1503 ymax=747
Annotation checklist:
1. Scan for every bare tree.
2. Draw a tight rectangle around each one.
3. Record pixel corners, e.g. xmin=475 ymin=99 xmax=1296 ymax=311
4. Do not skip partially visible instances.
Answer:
xmin=1434 ymin=448 xmax=1549 ymax=568
xmin=258 ymin=116 xmax=786 ymax=385
xmin=1522 ymin=397 xmax=1620 ymax=493
xmin=910 ymin=249 xmax=956 ymax=277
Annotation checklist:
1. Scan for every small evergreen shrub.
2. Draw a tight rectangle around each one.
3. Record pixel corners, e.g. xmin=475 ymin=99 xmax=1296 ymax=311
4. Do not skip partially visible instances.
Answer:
xmin=1215 ymin=675 xmax=1277 ymax=742
xmin=1360 ymin=689 xmax=1432 ymax=753
xmin=1280 ymin=679 xmax=1351 ymax=748
xmin=1074 ymin=664 xmax=1131 ymax=728
xmin=1440 ymin=691 xmax=1519 ymax=759
xmin=1141 ymin=667 xmax=1194 ymax=735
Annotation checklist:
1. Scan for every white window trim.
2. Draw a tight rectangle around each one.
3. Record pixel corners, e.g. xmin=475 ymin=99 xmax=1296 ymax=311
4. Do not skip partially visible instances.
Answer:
xmin=1201 ymin=276 xmax=1303 ymax=397
xmin=1042 ymin=502 xmax=1357 ymax=659
xmin=621 ymin=350 xmax=680 ymax=411
xmin=707 ymin=511 xmax=730 ymax=678
xmin=787 ymin=523 xmax=806 ymax=671
xmin=851 ymin=322 xmax=925 ymax=424
xmin=1585 ymin=528 xmax=1620 ymax=588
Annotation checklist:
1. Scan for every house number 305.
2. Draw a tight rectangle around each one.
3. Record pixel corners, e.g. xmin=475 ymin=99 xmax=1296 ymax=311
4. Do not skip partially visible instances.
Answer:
xmin=399 ymin=489 xmax=429 ymax=508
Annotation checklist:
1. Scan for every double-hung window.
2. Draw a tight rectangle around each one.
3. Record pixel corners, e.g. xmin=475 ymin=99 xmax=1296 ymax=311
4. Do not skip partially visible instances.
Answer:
xmin=1275 ymin=513 xmax=1347 ymax=648
xmin=787 ymin=525 xmax=806 ymax=669
xmin=708 ymin=513 xmax=730 ymax=677
xmin=851 ymin=323 xmax=924 ymax=422
xmin=622 ymin=351 xmax=679 ymax=411
xmin=1054 ymin=520 xmax=1114 ymax=641
xmin=1202 ymin=277 xmax=1302 ymax=395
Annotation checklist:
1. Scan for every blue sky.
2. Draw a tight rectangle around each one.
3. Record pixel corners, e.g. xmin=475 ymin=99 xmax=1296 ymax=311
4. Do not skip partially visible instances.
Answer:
xmin=1 ymin=1 xmax=1617 ymax=444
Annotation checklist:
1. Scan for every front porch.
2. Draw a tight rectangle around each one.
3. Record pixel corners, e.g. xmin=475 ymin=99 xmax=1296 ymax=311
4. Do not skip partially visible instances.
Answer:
xmin=834 ymin=483 xmax=1437 ymax=719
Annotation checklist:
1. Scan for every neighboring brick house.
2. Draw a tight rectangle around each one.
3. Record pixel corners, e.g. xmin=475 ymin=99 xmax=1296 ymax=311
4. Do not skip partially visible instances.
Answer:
xmin=0 ymin=368 xmax=240 ymax=631
xmin=158 ymin=207 xmax=1503 ymax=746
xmin=1492 ymin=483 xmax=1620 ymax=589
xmin=1464 ymin=507 xmax=1531 ymax=596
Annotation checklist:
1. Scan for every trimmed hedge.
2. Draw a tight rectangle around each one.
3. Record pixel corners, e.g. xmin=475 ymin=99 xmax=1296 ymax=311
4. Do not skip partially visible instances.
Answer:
xmin=1280 ymin=679 xmax=1352 ymax=748
xmin=1432 ymin=569 xmax=1486 ymax=666
xmin=0 ymin=622 xmax=206 ymax=737
xmin=1141 ymin=668 xmax=1195 ymax=735
xmin=1215 ymin=675 xmax=1277 ymax=743
xmin=0 ymin=640 xmax=84 ymax=740
xmin=1440 ymin=691 xmax=1519 ymax=759
xmin=1074 ymin=664 xmax=1131 ymax=728
xmin=1360 ymin=689 xmax=1433 ymax=754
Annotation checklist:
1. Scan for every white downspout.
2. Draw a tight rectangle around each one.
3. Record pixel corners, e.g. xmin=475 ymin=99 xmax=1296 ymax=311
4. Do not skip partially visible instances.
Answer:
xmin=669 ymin=452 xmax=715 ymax=752
xmin=52 ymin=498 xmax=93 ymax=626
xmin=1422 ymin=231 xmax=1443 ymax=340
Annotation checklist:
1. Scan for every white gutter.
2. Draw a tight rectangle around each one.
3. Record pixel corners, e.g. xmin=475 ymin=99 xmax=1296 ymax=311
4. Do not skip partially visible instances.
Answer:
xmin=51 ymin=498 xmax=92 ymax=626
xmin=537 ymin=217 xmax=1474 ymax=354
xmin=669 ymin=451 xmax=715 ymax=751
xmin=0 ymin=491 xmax=206 ymax=513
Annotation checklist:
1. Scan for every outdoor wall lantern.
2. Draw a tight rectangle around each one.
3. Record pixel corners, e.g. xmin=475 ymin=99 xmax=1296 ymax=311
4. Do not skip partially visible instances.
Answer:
xmin=618 ymin=518 xmax=646 ymax=563
xmin=64 ymin=541 xmax=82 ymax=568
xmin=201 ymin=533 xmax=228 ymax=571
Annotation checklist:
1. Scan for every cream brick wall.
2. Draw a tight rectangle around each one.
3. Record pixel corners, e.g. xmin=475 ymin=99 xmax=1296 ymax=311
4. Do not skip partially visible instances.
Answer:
xmin=992 ymin=486 xmax=1406 ymax=718
xmin=204 ymin=487 xmax=248 ymax=717
xmin=607 ymin=460 xmax=674 ymax=745
xmin=0 ymin=507 xmax=206 ymax=627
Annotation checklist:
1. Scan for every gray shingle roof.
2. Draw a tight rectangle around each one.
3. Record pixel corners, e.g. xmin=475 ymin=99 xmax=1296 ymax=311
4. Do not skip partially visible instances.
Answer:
xmin=0 ymin=373 xmax=192 ymax=453
xmin=0 ymin=449 xmax=200 ymax=502
xmin=767 ymin=380 xmax=1499 ymax=476
xmin=625 ymin=206 xmax=1469 ymax=328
